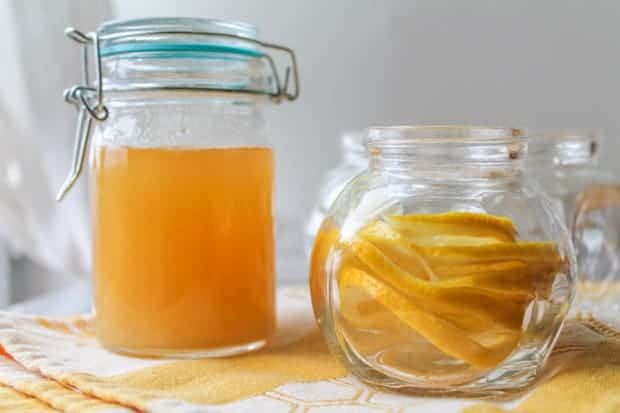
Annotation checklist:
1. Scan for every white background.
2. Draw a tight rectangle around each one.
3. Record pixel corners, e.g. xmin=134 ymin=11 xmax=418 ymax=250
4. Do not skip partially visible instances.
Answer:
xmin=0 ymin=0 xmax=619 ymax=295
xmin=115 ymin=0 xmax=620 ymax=282
xmin=112 ymin=0 xmax=620 ymax=216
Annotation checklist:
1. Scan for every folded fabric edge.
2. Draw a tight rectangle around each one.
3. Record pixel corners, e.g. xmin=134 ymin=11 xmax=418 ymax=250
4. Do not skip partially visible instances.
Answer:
xmin=0 ymin=296 xmax=614 ymax=412
xmin=0 ymin=287 xmax=333 ymax=412
xmin=0 ymin=381 xmax=62 ymax=412
xmin=0 ymin=356 xmax=133 ymax=413
xmin=576 ymin=312 xmax=620 ymax=340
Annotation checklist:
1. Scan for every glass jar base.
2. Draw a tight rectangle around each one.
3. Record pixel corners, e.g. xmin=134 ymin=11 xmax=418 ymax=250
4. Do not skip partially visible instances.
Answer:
xmin=330 ymin=332 xmax=553 ymax=399
xmin=103 ymin=339 xmax=267 ymax=359
xmin=348 ymin=363 xmax=540 ymax=399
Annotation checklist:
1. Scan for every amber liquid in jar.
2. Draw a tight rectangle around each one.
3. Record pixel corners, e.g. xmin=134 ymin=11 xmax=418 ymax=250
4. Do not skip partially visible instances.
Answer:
xmin=91 ymin=146 xmax=275 ymax=356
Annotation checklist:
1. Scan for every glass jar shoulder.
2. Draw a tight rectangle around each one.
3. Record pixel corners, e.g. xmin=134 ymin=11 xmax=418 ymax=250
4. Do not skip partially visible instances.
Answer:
xmin=534 ymin=166 xmax=619 ymax=199
xmin=317 ymin=162 xmax=367 ymax=210
xmin=329 ymin=172 xmax=559 ymax=237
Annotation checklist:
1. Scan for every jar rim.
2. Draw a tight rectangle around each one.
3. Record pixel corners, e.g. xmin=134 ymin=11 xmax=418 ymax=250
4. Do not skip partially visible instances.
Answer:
xmin=366 ymin=125 xmax=524 ymax=147
xmin=62 ymin=16 xmax=299 ymax=103
xmin=99 ymin=17 xmax=258 ymax=38
xmin=365 ymin=126 xmax=527 ymax=172
xmin=527 ymin=128 xmax=603 ymax=143
xmin=527 ymin=129 xmax=602 ymax=166
xmin=98 ymin=17 xmax=260 ymax=58
xmin=93 ymin=17 xmax=280 ymax=99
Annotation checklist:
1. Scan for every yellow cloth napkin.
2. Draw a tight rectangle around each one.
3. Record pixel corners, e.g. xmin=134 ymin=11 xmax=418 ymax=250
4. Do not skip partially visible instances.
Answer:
xmin=0 ymin=287 xmax=617 ymax=413
xmin=466 ymin=314 xmax=620 ymax=413
xmin=0 ymin=288 xmax=349 ymax=412
xmin=0 ymin=383 xmax=60 ymax=413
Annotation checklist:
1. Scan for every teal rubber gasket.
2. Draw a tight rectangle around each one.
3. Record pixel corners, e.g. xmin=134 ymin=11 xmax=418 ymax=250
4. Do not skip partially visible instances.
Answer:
xmin=100 ymin=42 xmax=263 ymax=58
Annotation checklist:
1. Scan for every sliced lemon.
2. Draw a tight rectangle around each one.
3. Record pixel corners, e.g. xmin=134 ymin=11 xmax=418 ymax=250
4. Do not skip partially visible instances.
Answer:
xmin=338 ymin=276 xmax=404 ymax=332
xmin=349 ymin=239 xmax=528 ymax=330
xmin=359 ymin=221 xmax=433 ymax=280
xmin=359 ymin=220 xmax=400 ymax=241
xmin=338 ymin=267 xmax=521 ymax=368
xmin=387 ymin=212 xmax=517 ymax=244
xmin=435 ymin=260 xmax=559 ymax=298
xmin=436 ymin=262 xmax=536 ymax=297
xmin=356 ymin=221 xmax=560 ymax=270
xmin=310 ymin=220 xmax=341 ymax=318
xmin=419 ymin=242 xmax=561 ymax=267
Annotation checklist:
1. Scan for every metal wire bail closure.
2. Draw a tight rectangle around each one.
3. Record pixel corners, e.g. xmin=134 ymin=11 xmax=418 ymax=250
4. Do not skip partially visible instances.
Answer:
xmin=56 ymin=24 xmax=300 ymax=201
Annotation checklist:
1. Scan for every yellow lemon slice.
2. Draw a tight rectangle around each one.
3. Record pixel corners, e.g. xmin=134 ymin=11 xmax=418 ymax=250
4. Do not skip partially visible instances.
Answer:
xmin=310 ymin=220 xmax=341 ymax=318
xmin=419 ymin=242 xmax=561 ymax=267
xmin=387 ymin=212 xmax=517 ymax=245
xmin=359 ymin=221 xmax=434 ymax=280
xmin=338 ymin=275 xmax=404 ymax=332
xmin=338 ymin=267 xmax=521 ymax=368
xmin=349 ymin=239 xmax=528 ymax=330
xmin=357 ymin=220 xmax=560 ymax=277
xmin=436 ymin=262 xmax=536 ymax=298
xmin=359 ymin=220 xmax=400 ymax=241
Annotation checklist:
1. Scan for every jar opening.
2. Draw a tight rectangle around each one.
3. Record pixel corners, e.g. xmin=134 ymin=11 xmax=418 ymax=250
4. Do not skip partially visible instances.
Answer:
xmin=98 ymin=17 xmax=259 ymax=57
xmin=366 ymin=125 xmax=523 ymax=147
xmin=96 ymin=17 xmax=273 ymax=98
xmin=528 ymin=129 xmax=601 ymax=166
xmin=366 ymin=126 xmax=526 ymax=175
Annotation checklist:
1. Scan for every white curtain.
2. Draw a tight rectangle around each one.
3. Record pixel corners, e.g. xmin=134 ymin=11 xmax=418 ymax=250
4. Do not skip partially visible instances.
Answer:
xmin=0 ymin=1 xmax=112 ymax=304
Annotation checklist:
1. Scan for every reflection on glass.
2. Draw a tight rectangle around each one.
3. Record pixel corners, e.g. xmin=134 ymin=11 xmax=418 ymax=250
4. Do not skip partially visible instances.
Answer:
xmin=528 ymin=130 xmax=620 ymax=312
xmin=305 ymin=131 xmax=367 ymax=256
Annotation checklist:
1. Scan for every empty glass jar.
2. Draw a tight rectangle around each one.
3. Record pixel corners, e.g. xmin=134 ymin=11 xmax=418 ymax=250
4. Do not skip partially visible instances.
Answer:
xmin=310 ymin=126 xmax=575 ymax=396
xmin=305 ymin=131 xmax=367 ymax=256
xmin=528 ymin=129 xmax=620 ymax=313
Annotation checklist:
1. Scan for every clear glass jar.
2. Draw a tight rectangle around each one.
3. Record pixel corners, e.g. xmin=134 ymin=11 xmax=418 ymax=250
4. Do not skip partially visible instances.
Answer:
xmin=528 ymin=130 xmax=620 ymax=312
xmin=59 ymin=18 xmax=298 ymax=357
xmin=304 ymin=131 xmax=367 ymax=256
xmin=310 ymin=126 xmax=575 ymax=396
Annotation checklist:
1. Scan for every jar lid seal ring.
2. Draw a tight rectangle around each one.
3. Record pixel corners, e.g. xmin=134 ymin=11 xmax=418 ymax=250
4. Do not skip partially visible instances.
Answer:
xmin=57 ymin=21 xmax=299 ymax=201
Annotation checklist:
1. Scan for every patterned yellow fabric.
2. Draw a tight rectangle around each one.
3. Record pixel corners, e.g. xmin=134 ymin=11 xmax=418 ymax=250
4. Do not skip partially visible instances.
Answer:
xmin=0 ymin=383 xmax=59 ymax=413
xmin=57 ymin=330 xmax=345 ymax=410
xmin=0 ymin=357 xmax=132 ymax=413
xmin=0 ymin=288 xmax=351 ymax=412
xmin=0 ymin=287 xmax=617 ymax=413
xmin=466 ymin=327 xmax=620 ymax=413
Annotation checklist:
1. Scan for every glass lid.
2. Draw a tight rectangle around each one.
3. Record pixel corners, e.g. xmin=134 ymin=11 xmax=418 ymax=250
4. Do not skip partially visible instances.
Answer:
xmin=97 ymin=17 xmax=262 ymax=59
